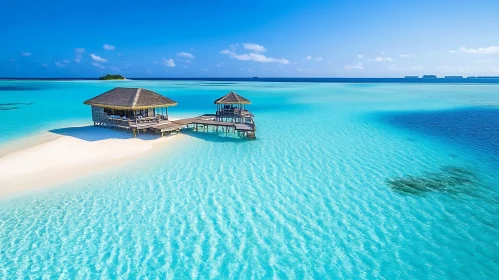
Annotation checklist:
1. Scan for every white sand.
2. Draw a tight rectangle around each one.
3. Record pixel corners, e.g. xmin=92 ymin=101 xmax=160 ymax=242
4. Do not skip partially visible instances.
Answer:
xmin=0 ymin=125 xmax=185 ymax=198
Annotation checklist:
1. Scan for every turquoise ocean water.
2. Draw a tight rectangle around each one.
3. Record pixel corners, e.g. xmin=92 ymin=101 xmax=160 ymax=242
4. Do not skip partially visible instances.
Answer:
xmin=0 ymin=80 xmax=498 ymax=279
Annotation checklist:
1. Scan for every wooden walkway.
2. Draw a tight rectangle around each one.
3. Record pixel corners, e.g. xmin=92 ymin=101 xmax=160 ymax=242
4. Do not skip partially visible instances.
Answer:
xmin=125 ymin=114 xmax=256 ymax=139
xmin=172 ymin=117 xmax=255 ymax=132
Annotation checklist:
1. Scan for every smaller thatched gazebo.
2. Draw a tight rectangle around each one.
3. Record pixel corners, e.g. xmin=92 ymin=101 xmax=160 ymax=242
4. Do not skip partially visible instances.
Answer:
xmin=214 ymin=91 xmax=253 ymax=123
xmin=84 ymin=87 xmax=177 ymax=127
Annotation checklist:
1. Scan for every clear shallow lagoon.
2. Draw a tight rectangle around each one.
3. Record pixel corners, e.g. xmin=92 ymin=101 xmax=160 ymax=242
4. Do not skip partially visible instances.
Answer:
xmin=1 ymin=80 xmax=498 ymax=279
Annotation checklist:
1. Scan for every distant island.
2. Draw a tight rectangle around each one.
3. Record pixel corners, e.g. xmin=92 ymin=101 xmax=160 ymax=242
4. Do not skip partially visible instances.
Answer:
xmin=98 ymin=74 xmax=126 ymax=80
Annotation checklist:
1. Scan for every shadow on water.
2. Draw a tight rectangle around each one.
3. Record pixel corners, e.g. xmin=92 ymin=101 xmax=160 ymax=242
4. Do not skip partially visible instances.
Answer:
xmin=387 ymin=166 xmax=479 ymax=196
xmin=377 ymin=107 xmax=499 ymax=158
xmin=182 ymin=129 xmax=250 ymax=143
xmin=50 ymin=126 xmax=157 ymax=141
xmin=50 ymin=126 xmax=252 ymax=143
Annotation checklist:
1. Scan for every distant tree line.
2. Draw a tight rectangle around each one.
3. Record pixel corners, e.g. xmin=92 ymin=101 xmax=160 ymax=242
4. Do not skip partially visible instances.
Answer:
xmin=98 ymin=74 xmax=125 ymax=80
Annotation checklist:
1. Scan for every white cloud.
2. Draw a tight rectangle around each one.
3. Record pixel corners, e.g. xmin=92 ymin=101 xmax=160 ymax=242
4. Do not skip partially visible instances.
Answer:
xmin=306 ymin=56 xmax=312 ymax=60
xmin=90 ymin=54 xmax=107 ymax=63
xmin=315 ymin=57 xmax=323 ymax=61
xmin=163 ymin=58 xmax=175 ymax=67
xmin=75 ymin=48 xmax=85 ymax=54
xmin=357 ymin=54 xmax=363 ymax=59
xmin=74 ymin=58 xmax=81 ymax=63
xmin=177 ymin=52 xmax=195 ymax=59
xmin=41 ymin=64 xmax=48 ymax=67
xmin=21 ymin=52 xmax=31 ymax=57
xmin=368 ymin=56 xmax=394 ymax=62
xmin=62 ymin=59 xmax=70 ymax=63
xmin=381 ymin=52 xmax=386 ymax=55
xmin=216 ymin=63 xmax=223 ymax=67
xmin=92 ymin=62 xmax=105 ymax=69
xmin=103 ymin=44 xmax=115 ymax=50
xmin=344 ymin=62 xmax=364 ymax=70
xmin=243 ymin=43 xmax=266 ymax=53
xmin=220 ymin=49 xmax=289 ymax=64
xmin=55 ymin=62 xmax=66 ymax=67
xmin=400 ymin=54 xmax=411 ymax=57
xmin=450 ymin=46 xmax=499 ymax=54
xmin=201 ymin=68 xmax=208 ymax=72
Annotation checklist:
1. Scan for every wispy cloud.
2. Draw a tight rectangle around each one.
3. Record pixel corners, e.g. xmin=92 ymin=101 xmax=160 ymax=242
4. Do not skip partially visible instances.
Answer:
xmin=357 ymin=54 xmax=363 ymax=59
xmin=399 ymin=54 xmax=411 ymax=57
xmin=177 ymin=52 xmax=195 ymax=59
xmin=387 ymin=65 xmax=424 ymax=71
xmin=41 ymin=64 xmax=48 ymax=67
xmin=221 ymin=50 xmax=290 ymax=64
xmin=243 ymin=43 xmax=266 ymax=53
xmin=90 ymin=54 xmax=107 ymax=63
xmin=201 ymin=68 xmax=208 ymax=72
xmin=449 ymin=46 xmax=499 ymax=54
xmin=55 ymin=62 xmax=67 ymax=67
xmin=344 ymin=62 xmax=364 ymax=70
xmin=21 ymin=52 xmax=31 ymax=57
xmin=74 ymin=48 xmax=85 ymax=62
xmin=368 ymin=57 xmax=394 ymax=62
xmin=305 ymin=56 xmax=322 ymax=62
xmin=221 ymin=45 xmax=289 ymax=64
xmin=92 ymin=62 xmax=105 ymax=69
xmin=103 ymin=44 xmax=115 ymax=50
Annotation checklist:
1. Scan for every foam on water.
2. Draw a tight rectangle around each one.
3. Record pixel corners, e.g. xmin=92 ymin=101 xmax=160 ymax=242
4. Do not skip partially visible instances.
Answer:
xmin=1 ymin=81 xmax=498 ymax=278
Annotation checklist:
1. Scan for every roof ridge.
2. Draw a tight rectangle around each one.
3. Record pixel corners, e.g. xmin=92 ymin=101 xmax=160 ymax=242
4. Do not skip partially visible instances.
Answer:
xmin=132 ymin=88 xmax=141 ymax=108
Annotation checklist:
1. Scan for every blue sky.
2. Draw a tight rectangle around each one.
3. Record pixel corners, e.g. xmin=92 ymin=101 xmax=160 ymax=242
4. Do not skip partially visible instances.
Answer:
xmin=1 ymin=0 xmax=499 ymax=78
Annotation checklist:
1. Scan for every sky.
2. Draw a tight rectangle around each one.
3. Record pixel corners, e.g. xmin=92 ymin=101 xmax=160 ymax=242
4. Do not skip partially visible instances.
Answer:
xmin=1 ymin=0 xmax=499 ymax=78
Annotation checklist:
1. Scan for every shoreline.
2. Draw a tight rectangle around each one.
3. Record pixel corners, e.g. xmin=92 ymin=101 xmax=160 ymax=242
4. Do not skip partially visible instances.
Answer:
xmin=0 ymin=125 xmax=186 ymax=199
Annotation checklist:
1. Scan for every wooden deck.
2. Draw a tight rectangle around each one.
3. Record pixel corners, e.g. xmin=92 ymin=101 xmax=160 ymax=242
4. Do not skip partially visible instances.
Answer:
xmin=99 ymin=113 xmax=256 ymax=139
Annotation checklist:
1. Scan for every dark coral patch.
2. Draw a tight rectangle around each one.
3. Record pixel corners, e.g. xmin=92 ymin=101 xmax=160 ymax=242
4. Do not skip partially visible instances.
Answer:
xmin=387 ymin=166 xmax=478 ymax=195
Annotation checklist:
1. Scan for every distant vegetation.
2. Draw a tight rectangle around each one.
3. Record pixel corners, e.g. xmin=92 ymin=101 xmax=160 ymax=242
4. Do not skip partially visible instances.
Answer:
xmin=98 ymin=74 xmax=125 ymax=80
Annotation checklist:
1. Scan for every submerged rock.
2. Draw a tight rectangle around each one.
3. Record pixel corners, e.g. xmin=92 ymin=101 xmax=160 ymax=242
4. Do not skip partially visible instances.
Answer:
xmin=387 ymin=165 xmax=478 ymax=195
xmin=0 ymin=102 xmax=33 ymax=111
xmin=0 ymin=107 xmax=20 ymax=111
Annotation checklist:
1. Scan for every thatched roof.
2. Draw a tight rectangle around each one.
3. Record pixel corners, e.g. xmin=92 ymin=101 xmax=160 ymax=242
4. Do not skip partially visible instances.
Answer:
xmin=84 ymin=87 xmax=177 ymax=109
xmin=214 ymin=92 xmax=251 ymax=104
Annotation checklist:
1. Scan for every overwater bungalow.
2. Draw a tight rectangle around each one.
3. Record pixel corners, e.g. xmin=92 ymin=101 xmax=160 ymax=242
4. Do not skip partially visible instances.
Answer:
xmin=84 ymin=88 xmax=256 ymax=139
xmin=83 ymin=87 xmax=182 ymax=136
xmin=214 ymin=91 xmax=254 ymax=123
xmin=173 ymin=91 xmax=256 ymax=139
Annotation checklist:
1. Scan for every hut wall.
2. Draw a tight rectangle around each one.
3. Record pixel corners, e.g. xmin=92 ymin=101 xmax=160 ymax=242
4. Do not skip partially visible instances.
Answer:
xmin=91 ymin=106 xmax=107 ymax=123
xmin=148 ymin=108 xmax=154 ymax=117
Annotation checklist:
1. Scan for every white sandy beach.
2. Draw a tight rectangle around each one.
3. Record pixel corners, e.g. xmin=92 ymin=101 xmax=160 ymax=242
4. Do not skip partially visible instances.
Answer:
xmin=0 ymin=125 xmax=184 ymax=198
